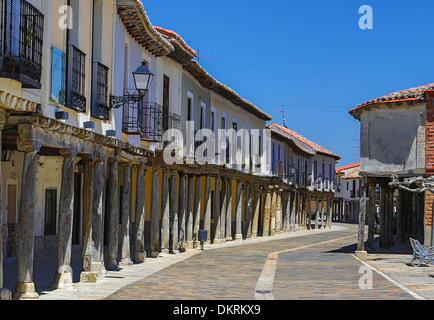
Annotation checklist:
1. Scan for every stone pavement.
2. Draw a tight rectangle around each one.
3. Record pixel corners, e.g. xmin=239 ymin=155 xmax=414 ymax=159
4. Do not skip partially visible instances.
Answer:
xmin=4 ymin=223 xmax=434 ymax=300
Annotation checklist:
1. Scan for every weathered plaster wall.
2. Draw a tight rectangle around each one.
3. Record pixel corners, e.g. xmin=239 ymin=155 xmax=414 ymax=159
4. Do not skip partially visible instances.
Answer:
xmin=360 ymin=103 xmax=426 ymax=176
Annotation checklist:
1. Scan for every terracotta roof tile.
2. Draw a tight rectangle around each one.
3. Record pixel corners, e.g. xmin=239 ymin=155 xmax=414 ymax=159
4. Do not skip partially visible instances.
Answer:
xmin=350 ymin=82 xmax=434 ymax=119
xmin=336 ymin=162 xmax=361 ymax=173
xmin=267 ymin=123 xmax=341 ymax=160
xmin=154 ymin=26 xmax=197 ymax=57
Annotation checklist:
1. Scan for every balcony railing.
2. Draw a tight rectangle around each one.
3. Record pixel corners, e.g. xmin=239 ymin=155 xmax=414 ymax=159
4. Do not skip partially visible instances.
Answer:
xmin=0 ymin=0 xmax=44 ymax=89
xmin=121 ymin=90 xmax=181 ymax=143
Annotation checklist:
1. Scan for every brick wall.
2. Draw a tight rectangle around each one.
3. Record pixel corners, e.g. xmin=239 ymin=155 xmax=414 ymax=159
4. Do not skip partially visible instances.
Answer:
xmin=425 ymin=91 xmax=434 ymax=228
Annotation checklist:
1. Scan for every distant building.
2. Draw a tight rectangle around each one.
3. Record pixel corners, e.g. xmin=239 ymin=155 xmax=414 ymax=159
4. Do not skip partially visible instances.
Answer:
xmin=334 ymin=163 xmax=361 ymax=223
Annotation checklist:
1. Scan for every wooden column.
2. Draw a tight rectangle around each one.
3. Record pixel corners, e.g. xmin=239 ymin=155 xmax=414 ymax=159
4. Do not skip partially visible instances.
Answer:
xmin=356 ymin=176 xmax=368 ymax=253
xmin=14 ymin=141 xmax=41 ymax=300
xmin=367 ymin=182 xmax=376 ymax=252
xmin=51 ymin=148 xmax=77 ymax=289
xmin=134 ymin=164 xmax=146 ymax=263
xmin=220 ymin=177 xmax=227 ymax=243
xmin=91 ymin=159 xmax=107 ymax=275
xmin=178 ymin=172 xmax=186 ymax=251
xmin=119 ymin=163 xmax=133 ymax=266
xmin=379 ymin=183 xmax=387 ymax=248
xmin=251 ymin=184 xmax=260 ymax=238
xmin=263 ymin=188 xmax=272 ymax=237
xmin=193 ymin=175 xmax=202 ymax=248
xmin=80 ymin=156 xmax=96 ymax=282
xmin=160 ymin=168 xmax=170 ymax=254
xmin=170 ymin=170 xmax=179 ymax=252
xmin=186 ymin=174 xmax=194 ymax=249
xmin=150 ymin=167 xmax=161 ymax=257
xmin=106 ymin=159 xmax=120 ymax=270
xmin=213 ymin=176 xmax=221 ymax=244
xmin=235 ymin=180 xmax=243 ymax=240
xmin=203 ymin=175 xmax=212 ymax=244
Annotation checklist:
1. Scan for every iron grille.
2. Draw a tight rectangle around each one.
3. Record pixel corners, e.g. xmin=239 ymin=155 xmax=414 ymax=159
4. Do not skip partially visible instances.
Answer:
xmin=0 ymin=0 xmax=44 ymax=88
xmin=66 ymin=45 xmax=86 ymax=112
xmin=120 ymin=89 xmax=164 ymax=142
xmin=91 ymin=62 xmax=110 ymax=120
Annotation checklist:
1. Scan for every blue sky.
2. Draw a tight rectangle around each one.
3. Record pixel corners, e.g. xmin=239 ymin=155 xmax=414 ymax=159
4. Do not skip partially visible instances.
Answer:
xmin=143 ymin=0 xmax=434 ymax=166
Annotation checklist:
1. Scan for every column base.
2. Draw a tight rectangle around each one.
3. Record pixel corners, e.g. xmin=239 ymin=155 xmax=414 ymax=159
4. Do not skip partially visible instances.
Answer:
xmin=0 ymin=288 xmax=12 ymax=300
xmin=51 ymin=272 xmax=74 ymax=289
xmin=80 ymin=271 xmax=99 ymax=283
xmin=151 ymin=251 xmax=160 ymax=258
xmin=193 ymin=241 xmax=200 ymax=249
xmin=225 ymin=237 xmax=233 ymax=242
xmin=213 ymin=239 xmax=221 ymax=245
xmin=160 ymin=249 xmax=170 ymax=256
xmin=186 ymin=240 xmax=194 ymax=249
xmin=134 ymin=252 xmax=147 ymax=263
xmin=91 ymin=262 xmax=106 ymax=276
xmin=119 ymin=258 xmax=134 ymax=267
xmin=106 ymin=261 xmax=120 ymax=271
xmin=13 ymin=282 xmax=39 ymax=300
xmin=235 ymin=234 xmax=243 ymax=241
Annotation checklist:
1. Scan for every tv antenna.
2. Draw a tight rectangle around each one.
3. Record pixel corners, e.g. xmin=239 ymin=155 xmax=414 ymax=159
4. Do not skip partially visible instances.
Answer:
xmin=195 ymin=49 xmax=210 ymax=65
xmin=274 ymin=105 xmax=286 ymax=127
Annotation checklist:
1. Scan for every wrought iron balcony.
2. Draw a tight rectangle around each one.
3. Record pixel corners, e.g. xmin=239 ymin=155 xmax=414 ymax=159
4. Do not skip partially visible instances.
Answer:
xmin=0 ymin=0 xmax=44 ymax=89
xmin=116 ymin=89 xmax=181 ymax=143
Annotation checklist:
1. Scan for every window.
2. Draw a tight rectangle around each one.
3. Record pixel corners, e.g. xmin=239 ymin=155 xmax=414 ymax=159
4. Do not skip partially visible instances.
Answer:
xmin=187 ymin=93 xmax=193 ymax=121
xmin=210 ymin=109 xmax=215 ymax=132
xmin=44 ymin=189 xmax=57 ymax=236
xmin=0 ymin=0 xmax=44 ymax=88
xmin=51 ymin=47 xmax=67 ymax=105
xmin=66 ymin=45 xmax=86 ymax=112
xmin=314 ymin=161 xmax=318 ymax=180
xmin=91 ymin=62 xmax=109 ymax=119
xmin=71 ymin=46 xmax=86 ymax=96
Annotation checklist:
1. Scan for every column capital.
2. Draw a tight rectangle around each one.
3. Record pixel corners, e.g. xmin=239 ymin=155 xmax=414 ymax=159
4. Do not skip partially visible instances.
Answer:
xmin=59 ymin=148 xmax=78 ymax=159
xmin=18 ymin=139 xmax=42 ymax=153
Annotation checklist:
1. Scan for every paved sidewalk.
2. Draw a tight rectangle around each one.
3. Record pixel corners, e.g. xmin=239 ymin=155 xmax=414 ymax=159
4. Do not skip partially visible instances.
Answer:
xmin=356 ymin=241 xmax=434 ymax=300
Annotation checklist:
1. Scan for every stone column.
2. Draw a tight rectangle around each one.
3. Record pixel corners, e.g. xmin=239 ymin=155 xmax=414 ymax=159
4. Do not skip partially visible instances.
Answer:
xmin=80 ymin=156 xmax=98 ymax=282
xmin=169 ymin=170 xmax=179 ymax=252
xmin=134 ymin=164 xmax=146 ymax=263
xmin=320 ymin=198 xmax=326 ymax=229
xmin=51 ymin=148 xmax=77 ymax=289
xmin=367 ymin=182 xmax=376 ymax=252
xmin=0 ymin=114 xmax=10 ymax=300
xmin=263 ymin=188 xmax=272 ymax=237
xmin=186 ymin=174 xmax=194 ymax=249
xmin=14 ymin=140 xmax=41 ymax=300
xmin=270 ymin=189 xmax=277 ymax=236
xmin=283 ymin=191 xmax=291 ymax=232
xmin=235 ymin=180 xmax=243 ymax=241
xmin=275 ymin=190 xmax=282 ymax=234
xmin=396 ymin=189 xmax=405 ymax=244
xmin=290 ymin=191 xmax=296 ymax=231
xmin=307 ymin=196 xmax=312 ymax=230
xmin=379 ymin=183 xmax=387 ymax=248
xmin=356 ymin=176 xmax=368 ymax=253
xmin=315 ymin=197 xmax=320 ymax=229
xmin=193 ymin=175 xmax=202 ymax=248
xmin=225 ymin=178 xmax=233 ymax=242
xmin=220 ymin=177 xmax=227 ymax=243
xmin=213 ymin=176 xmax=221 ymax=244
xmin=251 ymin=185 xmax=261 ymax=238
xmin=119 ymin=163 xmax=133 ymax=266
xmin=243 ymin=182 xmax=252 ymax=239
xmin=150 ymin=167 xmax=161 ymax=257
xmin=106 ymin=159 xmax=120 ymax=270
xmin=178 ymin=172 xmax=186 ymax=251
xmin=160 ymin=168 xmax=170 ymax=255
xmin=91 ymin=159 xmax=107 ymax=275
xmin=203 ymin=175 xmax=212 ymax=244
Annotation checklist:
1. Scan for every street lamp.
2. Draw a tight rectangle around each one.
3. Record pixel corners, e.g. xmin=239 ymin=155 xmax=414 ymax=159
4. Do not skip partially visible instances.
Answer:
xmin=133 ymin=60 xmax=154 ymax=95
xmin=110 ymin=60 xmax=155 ymax=109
